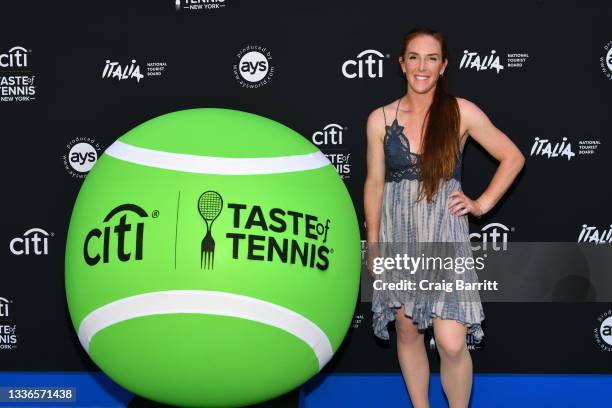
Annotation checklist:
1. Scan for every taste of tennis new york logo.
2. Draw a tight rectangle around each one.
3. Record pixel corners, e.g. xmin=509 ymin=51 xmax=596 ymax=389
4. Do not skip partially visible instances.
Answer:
xmin=311 ymin=123 xmax=352 ymax=180
xmin=594 ymin=309 xmax=612 ymax=351
xmin=0 ymin=297 xmax=18 ymax=351
xmin=233 ymin=45 xmax=274 ymax=89
xmin=200 ymin=191 xmax=332 ymax=271
xmin=0 ymin=45 xmax=36 ymax=103
xmin=174 ymin=0 xmax=228 ymax=11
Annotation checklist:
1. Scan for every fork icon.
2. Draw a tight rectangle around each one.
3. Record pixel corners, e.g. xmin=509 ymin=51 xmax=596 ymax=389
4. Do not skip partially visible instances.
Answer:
xmin=201 ymin=228 xmax=215 ymax=269
xmin=197 ymin=191 xmax=223 ymax=270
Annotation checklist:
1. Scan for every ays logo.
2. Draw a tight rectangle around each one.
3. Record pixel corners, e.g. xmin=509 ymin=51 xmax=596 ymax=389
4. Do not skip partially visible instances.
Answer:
xmin=594 ymin=309 xmax=612 ymax=351
xmin=200 ymin=191 xmax=332 ymax=271
xmin=83 ymin=204 xmax=156 ymax=266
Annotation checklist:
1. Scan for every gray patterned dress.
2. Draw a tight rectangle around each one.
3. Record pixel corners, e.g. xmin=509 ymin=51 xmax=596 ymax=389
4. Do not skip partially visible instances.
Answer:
xmin=372 ymin=100 xmax=485 ymax=341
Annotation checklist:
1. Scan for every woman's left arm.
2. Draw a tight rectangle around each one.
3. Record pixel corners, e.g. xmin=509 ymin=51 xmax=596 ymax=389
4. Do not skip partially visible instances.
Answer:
xmin=449 ymin=97 xmax=525 ymax=217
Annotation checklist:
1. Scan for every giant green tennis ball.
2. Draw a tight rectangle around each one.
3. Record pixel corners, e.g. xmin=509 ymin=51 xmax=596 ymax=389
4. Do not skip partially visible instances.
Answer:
xmin=65 ymin=108 xmax=360 ymax=407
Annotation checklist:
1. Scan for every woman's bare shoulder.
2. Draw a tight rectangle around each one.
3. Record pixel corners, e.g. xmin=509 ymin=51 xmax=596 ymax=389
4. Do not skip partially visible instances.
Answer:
xmin=455 ymin=96 xmax=482 ymax=117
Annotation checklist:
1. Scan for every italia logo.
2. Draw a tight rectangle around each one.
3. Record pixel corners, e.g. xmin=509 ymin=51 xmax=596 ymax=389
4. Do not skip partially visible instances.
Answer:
xmin=530 ymin=137 xmax=575 ymax=160
xmin=102 ymin=59 xmax=144 ymax=83
xmin=459 ymin=50 xmax=504 ymax=74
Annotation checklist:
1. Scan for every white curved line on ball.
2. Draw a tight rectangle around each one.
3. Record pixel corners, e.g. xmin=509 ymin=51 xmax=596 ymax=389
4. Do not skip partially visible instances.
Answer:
xmin=78 ymin=290 xmax=333 ymax=370
xmin=105 ymin=141 xmax=331 ymax=175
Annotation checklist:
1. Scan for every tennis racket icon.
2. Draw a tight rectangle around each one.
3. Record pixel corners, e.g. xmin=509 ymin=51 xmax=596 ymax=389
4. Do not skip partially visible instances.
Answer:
xmin=198 ymin=191 xmax=223 ymax=269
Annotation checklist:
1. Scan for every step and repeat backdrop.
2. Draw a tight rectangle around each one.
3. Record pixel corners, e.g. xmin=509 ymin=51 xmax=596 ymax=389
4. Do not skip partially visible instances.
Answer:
xmin=2 ymin=0 xmax=612 ymax=383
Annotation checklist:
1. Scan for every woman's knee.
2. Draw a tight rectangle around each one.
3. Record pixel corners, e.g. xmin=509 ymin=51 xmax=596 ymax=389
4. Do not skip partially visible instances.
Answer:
xmin=435 ymin=337 xmax=467 ymax=360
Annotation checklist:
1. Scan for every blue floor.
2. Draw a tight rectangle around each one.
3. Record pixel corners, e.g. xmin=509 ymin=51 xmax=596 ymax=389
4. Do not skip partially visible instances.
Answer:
xmin=1 ymin=372 xmax=611 ymax=407
xmin=303 ymin=372 xmax=612 ymax=407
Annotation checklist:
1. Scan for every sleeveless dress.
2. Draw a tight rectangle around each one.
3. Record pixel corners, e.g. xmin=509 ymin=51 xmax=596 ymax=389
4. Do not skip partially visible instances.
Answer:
xmin=371 ymin=99 xmax=485 ymax=341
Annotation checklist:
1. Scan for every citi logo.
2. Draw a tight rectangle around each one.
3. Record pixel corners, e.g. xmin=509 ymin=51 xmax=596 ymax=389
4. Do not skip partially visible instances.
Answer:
xmin=102 ymin=59 xmax=144 ymax=83
xmin=84 ymin=204 xmax=151 ymax=266
xmin=9 ymin=228 xmax=52 ymax=255
xmin=578 ymin=224 xmax=612 ymax=244
xmin=459 ymin=50 xmax=504 ymax=74
xmin=0 ymin=46 xmax=29 ymax=68
xmin=342 ymin=50 xmax=386 ymax=79
xmin=312 ymin=124 xmax=345 ymax=146
xmin=469 ymin=222 xmax=511 ymax=251
xmin=530 ymin=137 xmax=575 ymax=161
xmin=0 ymin=298 xmax=9 ymax=318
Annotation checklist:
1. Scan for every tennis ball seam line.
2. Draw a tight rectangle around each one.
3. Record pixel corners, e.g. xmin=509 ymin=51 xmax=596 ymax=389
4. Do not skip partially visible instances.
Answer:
xmin=77 ymin=289 xmax=333 ymax=370
xmin=105 ymin=141 xmax=332 ymax=175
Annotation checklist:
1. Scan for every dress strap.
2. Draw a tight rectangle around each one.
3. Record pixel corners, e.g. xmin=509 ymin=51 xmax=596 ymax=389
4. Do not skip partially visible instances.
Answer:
xmin=381 ymin=106 xmax=387 ymax=126
xmin=394 ymin=97 xmax=401 ymax=120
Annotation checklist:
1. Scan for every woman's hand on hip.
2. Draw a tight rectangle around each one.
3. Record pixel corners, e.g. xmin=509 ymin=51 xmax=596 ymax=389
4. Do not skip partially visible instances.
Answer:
xmin=447 ymin=190 xmax=484 ymax=217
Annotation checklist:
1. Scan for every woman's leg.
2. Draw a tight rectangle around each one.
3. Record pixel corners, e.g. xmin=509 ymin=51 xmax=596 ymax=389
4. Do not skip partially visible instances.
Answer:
xmin=395 ymin=306 xmax=430 ymax=408
xmin=432 ymin=318 xmax=472 ymax=408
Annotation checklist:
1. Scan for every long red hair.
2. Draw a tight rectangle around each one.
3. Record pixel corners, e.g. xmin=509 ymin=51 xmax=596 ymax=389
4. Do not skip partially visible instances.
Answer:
xmin=401 ymin=29 xmax=460 ymax=202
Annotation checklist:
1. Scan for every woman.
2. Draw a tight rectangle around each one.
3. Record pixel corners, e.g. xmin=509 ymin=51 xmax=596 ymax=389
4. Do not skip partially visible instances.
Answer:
xmin=364 ymin=29 xmax=525 ymax=408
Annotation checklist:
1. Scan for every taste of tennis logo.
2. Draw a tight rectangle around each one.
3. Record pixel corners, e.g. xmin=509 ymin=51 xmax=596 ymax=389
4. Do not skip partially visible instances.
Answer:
xmin=174 ymin=0 xmax=227 ymax=11
xmin=0 ymin=297 xmax=18 ymax=351
xmin=0 ymin=45 xmax=36 ymax=103
xmin=200 ymin=191 xmax=332 ymax=271
xmin=594 ymin=309 xmax=612 ymax=351
xmin=312 ymin=124 xmax=352 ymax=180
xmin=429 ymin=333 xmax=484 ymax=352
xmin=233 ymin=45 xmax=274 ymax=89
xmin=62 ymin=137 xmax=101 ymax=179
xmin=600 ymin=40 xmax=612 ymax=80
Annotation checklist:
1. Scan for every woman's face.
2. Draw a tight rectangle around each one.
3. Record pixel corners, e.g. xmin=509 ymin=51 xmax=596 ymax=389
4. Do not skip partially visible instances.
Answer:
xmin=399 ymin=35 xmax=448 ymax=95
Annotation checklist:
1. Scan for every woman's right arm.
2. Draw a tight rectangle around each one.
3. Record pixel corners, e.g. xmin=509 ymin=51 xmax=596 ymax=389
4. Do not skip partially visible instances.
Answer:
xmin=363 ymin=108 xmax=386 ymax=244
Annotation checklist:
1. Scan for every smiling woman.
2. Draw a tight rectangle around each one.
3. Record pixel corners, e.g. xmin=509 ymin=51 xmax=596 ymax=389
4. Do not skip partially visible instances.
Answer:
xmin=363 ymin=28 xmax=525 ymax=408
